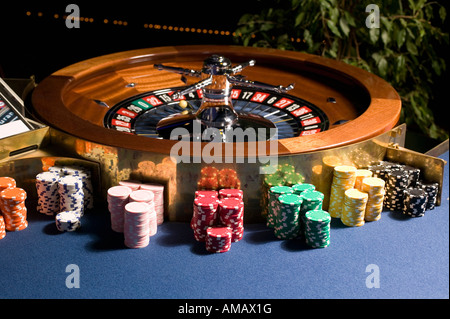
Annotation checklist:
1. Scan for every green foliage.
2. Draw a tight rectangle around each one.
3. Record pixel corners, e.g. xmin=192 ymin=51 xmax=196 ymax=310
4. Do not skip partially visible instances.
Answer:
xmin=234 ymin=0 xmax=449 ymax=141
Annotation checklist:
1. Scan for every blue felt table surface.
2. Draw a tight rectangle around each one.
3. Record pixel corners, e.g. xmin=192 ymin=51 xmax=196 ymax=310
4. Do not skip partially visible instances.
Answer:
xmin=0 ymin=152 xmax=448 ymax=300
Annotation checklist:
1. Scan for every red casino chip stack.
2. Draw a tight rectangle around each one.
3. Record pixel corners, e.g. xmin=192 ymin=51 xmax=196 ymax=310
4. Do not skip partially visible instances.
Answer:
xmin=124 ymin=201 xmax=151 ymax=249
xmin=205 ymin=226 xmax=232 ymax=253
xmin=218 ymin=197 xmax=244 ymax=242
xmin=219 ymin=189 xmax=243 ymax=200
xmin=107 ymin=186 xmax=132 ymax=233
xmin=0 ymin=187 xmax=28 ymax=232
xmin=191 ymin=196 xmax=219 ymax=241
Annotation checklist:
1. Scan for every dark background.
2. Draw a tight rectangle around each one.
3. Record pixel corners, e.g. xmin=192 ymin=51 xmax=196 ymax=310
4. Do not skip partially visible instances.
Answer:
xmin=0 ymin=0 xmax=261 ymax=81
xmin=1 ymin=1 xmax=448 ymax=150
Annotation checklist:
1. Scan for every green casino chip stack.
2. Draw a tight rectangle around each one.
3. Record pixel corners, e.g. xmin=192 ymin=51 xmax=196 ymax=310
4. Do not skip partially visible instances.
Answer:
xmin=267 ymin=186 xmax=293 ymax=228
xmin=299 ymin=190 xmax=324 ymax=237
xmin=274 ymin=193 xmax=303 ymax=239
xmin=304 ymin=210 xmax=331 ymax=248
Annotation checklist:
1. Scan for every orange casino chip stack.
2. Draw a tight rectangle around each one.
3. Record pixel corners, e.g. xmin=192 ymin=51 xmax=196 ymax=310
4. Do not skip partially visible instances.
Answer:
xmin=0 ymin=187 xmax=28 ymax=231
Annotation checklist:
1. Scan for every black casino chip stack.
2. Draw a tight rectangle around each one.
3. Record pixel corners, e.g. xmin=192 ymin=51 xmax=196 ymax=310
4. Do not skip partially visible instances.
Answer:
xmin=384 ymin=170 xmax=409 ymax=211
xmin=402 ymin=188 xmax=428 ymax=217
xmin=417 ymin=181 xmax=439 ymax=210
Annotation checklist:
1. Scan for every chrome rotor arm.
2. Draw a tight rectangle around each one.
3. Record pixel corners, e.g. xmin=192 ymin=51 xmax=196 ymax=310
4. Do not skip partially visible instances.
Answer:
xmin=227 ymin=75 xmax=295 ymax=94
xmin=230 ymin=60 xmax=256 ymax=74
xmin=172 ymin=76 xmax=213 ymax=100
xmin=153 ymin=64 xmax=202 ymax=78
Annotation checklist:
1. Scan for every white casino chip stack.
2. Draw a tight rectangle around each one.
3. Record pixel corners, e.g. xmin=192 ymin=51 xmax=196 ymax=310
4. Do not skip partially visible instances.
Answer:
xmin=36 ymin=171 xmax=60 ymax=216
xmin=55 ymin=211 xmax=81 ymax=232
xmin=58 ymin=175 xmax=85 ymax=216
xmin=139 ymin=183 xmax=164 ymax=225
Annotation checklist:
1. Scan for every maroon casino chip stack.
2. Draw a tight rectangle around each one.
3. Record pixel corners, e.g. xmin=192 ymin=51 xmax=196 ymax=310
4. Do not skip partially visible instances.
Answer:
xmin=191 ymin=196 xmax=220 ymax=242
xmin=218 ymin=197 xmax=244 ymax=243
xmin=205 ymin=226 xmax=232 ymax=253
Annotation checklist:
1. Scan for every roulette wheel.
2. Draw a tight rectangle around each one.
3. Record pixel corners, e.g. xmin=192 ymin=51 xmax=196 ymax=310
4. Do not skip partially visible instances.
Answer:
xmin=28 ymin=45 xmax=408 ymax=221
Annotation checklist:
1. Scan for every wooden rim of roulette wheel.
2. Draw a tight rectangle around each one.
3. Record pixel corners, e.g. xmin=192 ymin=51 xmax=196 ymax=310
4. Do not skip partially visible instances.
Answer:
xmin=31 ymin=45 xmax=401 ymax=157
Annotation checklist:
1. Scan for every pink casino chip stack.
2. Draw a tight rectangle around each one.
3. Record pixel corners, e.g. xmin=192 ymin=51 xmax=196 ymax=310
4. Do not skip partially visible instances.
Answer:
xmin=129 ymin=189 xmax=157 ymax=236
xmin=139 ymin=183 xmax=164 ymax=225
xmin=107 ymin=186 xmax=132 ymax=233
xmin=124 ymin=201 xmax=151 ymax=249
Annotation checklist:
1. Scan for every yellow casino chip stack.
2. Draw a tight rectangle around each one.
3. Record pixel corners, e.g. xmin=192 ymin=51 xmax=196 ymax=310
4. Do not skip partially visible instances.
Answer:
xmin=328 ymin=165 xmax=357 ymax=218
xmin=355 ymin=169 xmax=373 ymax=191
xmin=341 ymin=188 xmax=368 ymax=227
xmin=361 ymin=177 xmax=385 ymax=221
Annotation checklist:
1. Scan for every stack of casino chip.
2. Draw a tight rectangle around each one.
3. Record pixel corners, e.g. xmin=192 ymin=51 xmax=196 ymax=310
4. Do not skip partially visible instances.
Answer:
xmin=273 ymin=193 xmax=302 ymax=239
xmin=384 ymin=170 xmax=409 ymax=211
xmin=205 ymin=226 xmax=232 ymax=253
xmin=191 ymin=191 xmax=218 ymax=229
xmin=402 ymin=188 xmax=428 ymax=217
xmin=0 ymin=187 xmax=28 ymax=231
xmin=361 ymin=177 xmax=385 ymax=221
xmin=218 ymin=197 xmax=244 ymax=242
xmin=129 ymin=189 xmax=157 ymax=236
xmin=328 ymin=165 xmax=357 ymax=218
xmin=55 ymin=211 xmax=81 ymax=232
xmin=341 ymin=188 xmax=368 ymax=227
xmin=218 ymin=168 xmax=241 ymax=189
xmin=0 ymin=177 xmax=16 ymax=192
xmin=107 ymin=185 xmax=132 ymax=232
xmin=267 ymin=185 xmax=293 ymax=228
xmin=292 ymin=183 xmax=315 ymax=196
xmin=304 ymin=210 xmax=331 ymax=248
xmin=124 ymin=201 xmax=151 ymax=248
xmin=219 ymin=189 xmax=243 ymax=200
xmin=58 ymin=175 xmax=85 ymax=216
xmin=418 ymin=180 xmax=439 ymax=210
xmin=0 ymin=215 xmax=5 ymax=239
xmin=49 ymin=165 xmax=94 ymax=210
xmin=197 ymin=167 xmax=219 ymax=190
xmin=191 ymin=196 xmax=219 ymax=241
xmin=140 ymin=183 xmax=165 ymax=225
xmin=299 ymin=190 xmax=324 ymax=236
xmin=35 ymin=171 xmax=60 ymax=216
xmin=355 ymin=169 xmax=373 ymax=190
